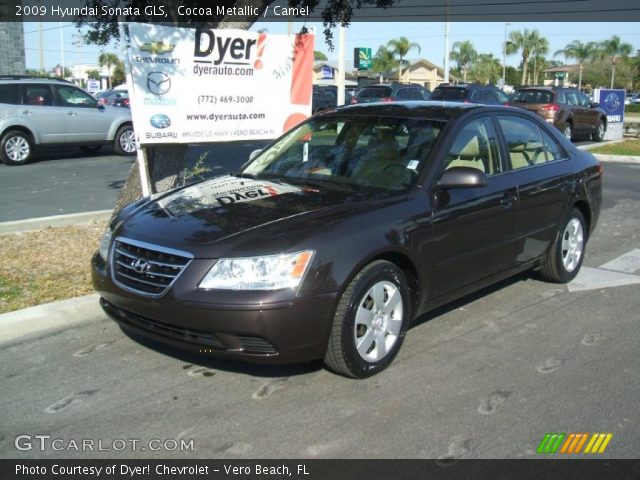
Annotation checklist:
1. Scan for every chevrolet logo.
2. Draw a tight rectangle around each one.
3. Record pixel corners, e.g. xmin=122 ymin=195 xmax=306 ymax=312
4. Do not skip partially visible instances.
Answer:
xmin=140 ymin=42 xmax=176 ymax=54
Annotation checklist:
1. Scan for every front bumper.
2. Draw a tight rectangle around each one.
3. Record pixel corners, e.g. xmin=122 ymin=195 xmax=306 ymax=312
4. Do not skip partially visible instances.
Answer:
xmin=92 ymin=253 xmax=338 ymax=364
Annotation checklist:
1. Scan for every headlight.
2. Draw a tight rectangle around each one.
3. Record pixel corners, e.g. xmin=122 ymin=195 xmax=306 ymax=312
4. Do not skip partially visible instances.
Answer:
xmin=98 ymin=226 xmax=113 ymax=261
xmin=199 ymin=250 xmax=314 ymax=291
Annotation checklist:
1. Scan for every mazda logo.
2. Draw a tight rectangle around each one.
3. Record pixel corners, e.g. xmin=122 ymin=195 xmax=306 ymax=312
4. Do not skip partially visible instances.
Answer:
xmin=147 ymin=72 xmax=171 ymax=96
xmin=131 ymin=258 xmax=151 ymax=274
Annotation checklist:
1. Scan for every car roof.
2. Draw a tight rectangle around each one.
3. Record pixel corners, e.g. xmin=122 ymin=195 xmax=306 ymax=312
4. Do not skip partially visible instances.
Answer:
xmin=0 ymin=76 xmax=74 ymax=85
xmin=325 ymin=100 xmax=485 ymax=121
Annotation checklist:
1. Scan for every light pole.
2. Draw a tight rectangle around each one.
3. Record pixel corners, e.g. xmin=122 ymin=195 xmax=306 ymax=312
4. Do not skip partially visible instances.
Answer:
xmin=502 ymin=22 xmax=510 ymax=88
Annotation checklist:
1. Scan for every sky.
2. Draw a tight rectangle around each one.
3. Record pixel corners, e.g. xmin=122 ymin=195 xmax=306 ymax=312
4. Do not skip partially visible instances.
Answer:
xmin=23 ymin=21 xmax=640 ymax=72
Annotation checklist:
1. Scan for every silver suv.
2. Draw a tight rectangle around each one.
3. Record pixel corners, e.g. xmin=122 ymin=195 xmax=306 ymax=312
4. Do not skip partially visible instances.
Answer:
xmin=0 ymin=76 xmax=136 ymax=165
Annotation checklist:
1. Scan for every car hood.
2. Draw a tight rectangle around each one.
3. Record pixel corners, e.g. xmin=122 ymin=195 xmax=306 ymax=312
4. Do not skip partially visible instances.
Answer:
xmin=116 ymin=174 xmax=369 ymax=257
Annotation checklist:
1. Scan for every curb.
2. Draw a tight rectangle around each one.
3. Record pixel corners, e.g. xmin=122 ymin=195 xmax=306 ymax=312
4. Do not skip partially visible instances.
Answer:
xmin=592 ymin=153 xmax=640 ymax=164
xmin=0 ymin=294 xmax=104 ymax=344
xmin=0 ymin=210 xmax=113 ymax=235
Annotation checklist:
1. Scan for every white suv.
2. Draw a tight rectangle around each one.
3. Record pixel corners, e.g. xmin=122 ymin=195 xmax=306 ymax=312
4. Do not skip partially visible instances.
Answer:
xmin=0 ymin=76 xmax=136 ymax=165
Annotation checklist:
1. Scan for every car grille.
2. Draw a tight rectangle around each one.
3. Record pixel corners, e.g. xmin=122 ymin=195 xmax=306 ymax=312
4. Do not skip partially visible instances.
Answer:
xmin=111 ymin=238 xmax=192 ymax=296
xmin=237 ymin=336 xmax=278 ymax=355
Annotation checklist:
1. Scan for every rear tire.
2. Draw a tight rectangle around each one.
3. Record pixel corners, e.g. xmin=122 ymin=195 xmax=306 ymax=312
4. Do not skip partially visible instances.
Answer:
xmin=1 ymin=130 xmax=33 ymax=165
xmin=113 ymin=125 xmax=136 ymax=156
xmin=540 ymin=208 xmax=586 ymax=283
xmin=324 ymin=260 xmax=411 ymax=378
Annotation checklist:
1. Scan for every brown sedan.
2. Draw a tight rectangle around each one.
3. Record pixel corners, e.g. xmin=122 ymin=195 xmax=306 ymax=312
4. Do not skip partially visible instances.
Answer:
xmin=93 ymin=102 xmax=602 ymax=378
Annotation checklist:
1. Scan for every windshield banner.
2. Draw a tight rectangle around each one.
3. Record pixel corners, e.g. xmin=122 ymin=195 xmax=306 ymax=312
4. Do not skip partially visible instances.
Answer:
xmin=123 ymin=23 xmax=314 ymax=145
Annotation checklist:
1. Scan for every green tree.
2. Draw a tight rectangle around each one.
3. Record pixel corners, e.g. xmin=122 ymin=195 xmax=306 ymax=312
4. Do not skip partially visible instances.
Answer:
xmin=470 ymin=54 xmax=501 ymax=84
xmin=86 ymin=69 xmax=100 ymax=81
xmin=554 ymin=40 xmax=597 ymax=90
xmin=506 ymin=29 xmax=546 ymax=86
xmin=596 ymin=35 xmax=633 ymax=88
xmin=98 ymin=52 xmax=120 ymax=89
xmin=314 ymin=51 xmax=328 ymax=61
xmin=529 ymin=35 xmax=549 ymax=85
xmin=387 ymin=37 xmax=421 ymax=80
xmin=450 ymin=40 xmax=477 ymax=83
xmin=371 ymin=45 xmax=399 ymax=81
xmin=112 ymin=59 xmax=126 ymax=86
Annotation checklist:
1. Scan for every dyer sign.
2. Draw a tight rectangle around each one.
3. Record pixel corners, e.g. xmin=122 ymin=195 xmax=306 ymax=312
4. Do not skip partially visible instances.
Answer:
xmin=124 ymin=23 xmax=314 ymax=145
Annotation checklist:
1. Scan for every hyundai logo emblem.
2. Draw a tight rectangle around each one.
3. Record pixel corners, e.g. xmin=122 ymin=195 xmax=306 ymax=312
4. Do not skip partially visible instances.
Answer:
xmin=147 ymin=72 xmax=171 ymax=95
xmin=131 ymin=258 xmax=151 ymax=274
xmin=150 ymin=114 xmax=171 ymax=129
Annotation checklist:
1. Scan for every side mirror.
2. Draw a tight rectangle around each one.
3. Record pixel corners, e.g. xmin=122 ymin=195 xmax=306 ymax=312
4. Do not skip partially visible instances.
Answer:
xmin=437 ymin=167 xmax=487 ymax=189
xmin=248 ymin=149 xmax=262 ymax=161
xmin=590 ymin=102 xmax=599 ymax=108
xmin=96 ymin=101 xmax=105 ymax=110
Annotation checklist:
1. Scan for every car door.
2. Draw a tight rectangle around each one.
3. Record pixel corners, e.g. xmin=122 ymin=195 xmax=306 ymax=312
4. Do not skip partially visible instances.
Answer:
xmin=427 ymin=114 xmax=519 ymax=297
xmin=54 ymin=84 xmax=114 ymax=142
xmin=496 ymin=114 xmax=573 ymax=264
xmin=21 ymin=84 xmax=67 ymax=144
xmin=576 ymin=90 xmax=599 ymax=133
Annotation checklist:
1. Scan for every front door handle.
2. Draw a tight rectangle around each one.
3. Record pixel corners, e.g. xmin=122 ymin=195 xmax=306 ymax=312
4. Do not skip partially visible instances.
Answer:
xmin=66 ymin=111 xmax=77 ymax=116
xmin=500 ymin=191 xmax=516 ymax=209
xmin=21 ymin=110 xmax=33 ymax=115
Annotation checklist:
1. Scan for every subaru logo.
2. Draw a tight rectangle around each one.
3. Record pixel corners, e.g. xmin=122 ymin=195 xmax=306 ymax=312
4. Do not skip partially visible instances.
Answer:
xmin=147 ymin=72 xmax=171 ymax=95
xmin=131 ymin=258 xmax=151 ymax=274
xmin=150 ymin=114 xmax=171 ymax=129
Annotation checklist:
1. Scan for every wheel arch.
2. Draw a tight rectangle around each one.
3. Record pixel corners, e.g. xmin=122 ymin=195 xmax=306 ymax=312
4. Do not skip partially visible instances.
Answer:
xmin=1 ymin=125 xmax=36 ymax=144
xmin=573 ymin=200 xmax=591 ymax=238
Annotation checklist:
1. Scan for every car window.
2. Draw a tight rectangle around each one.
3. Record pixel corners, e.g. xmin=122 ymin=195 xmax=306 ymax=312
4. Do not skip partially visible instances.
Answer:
xmin=557 ymin=92 xmax=567 ymax=104
xmin=577 ymin=92 xmax=590 ymax=107
xmin=431 ymin=87 xmax=467 ymax=101
xmin=244 ymin=115 xmax=444 ymax=192
xmin=25 ymin=84 xmax=55 ymax=106
xmin=0 ymin=84 xmax=20 ymax=104
xmin=56 ymin=85 xmax=96 ymax=107
xmin=496 ymin=90 xmax=509 ymax=104
xmin=358 ymin=86 xmax=393 ymax=98
xmin=497 ymin=116 xmax=547 ymax=169
xmin=564 ymin=92 xmax=579 ymax=106
xmin=538 ymin=128 xmax=566 ymax=162
xmin=444 ymin=117 xmax=501 ymax=175
xmin=513 ymin=90 xmax=553 ymax=104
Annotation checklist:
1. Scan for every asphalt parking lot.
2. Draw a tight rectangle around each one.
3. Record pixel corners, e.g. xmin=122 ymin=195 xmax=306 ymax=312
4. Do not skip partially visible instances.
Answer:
xmin=1 ymin=161 xmax=638 ymax=459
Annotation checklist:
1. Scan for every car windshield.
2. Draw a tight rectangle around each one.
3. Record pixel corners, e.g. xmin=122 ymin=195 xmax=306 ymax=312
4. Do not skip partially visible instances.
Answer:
xmin=358 ymin=87 xmax=393 ymax=98
xmin=242 ymin=115 xmax=444 ymax=192
xmin=512 ymin=90 xmax=554 ymax=104
xmin=430 ymin=88 xmax=467 ymax=101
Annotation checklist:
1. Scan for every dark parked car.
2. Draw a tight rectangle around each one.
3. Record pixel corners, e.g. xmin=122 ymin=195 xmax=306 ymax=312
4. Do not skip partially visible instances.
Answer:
xmin=93 ymin=102 xmax=602 ymax=378
xmin=96 ymin=88 xmax=130 ymax=108
xmin=311 ymin=85 xmax=352 ymax=114
xmin=351 ymin=83 xmax=430 ymax=104
xmin=430 ymin=83 xmax=510 ymax=105
xmin=508 ymin=87 xmax=607 ymax=141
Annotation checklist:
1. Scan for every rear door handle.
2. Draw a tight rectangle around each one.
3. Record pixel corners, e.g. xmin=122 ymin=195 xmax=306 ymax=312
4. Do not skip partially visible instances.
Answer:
xmin=66 ymin=111 xmax=77 ymax=116
xmin=500 ymin=191 xmax=516 ymax=209
xmin=21 ymin=110 xmax=33 ymax=115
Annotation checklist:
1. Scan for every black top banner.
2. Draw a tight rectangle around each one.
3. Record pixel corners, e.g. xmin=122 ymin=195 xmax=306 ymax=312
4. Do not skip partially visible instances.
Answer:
xmin=1 ymin=0 xmax=640 ymax=22
xmin=2 ymin=459 xmax=640 ymax=480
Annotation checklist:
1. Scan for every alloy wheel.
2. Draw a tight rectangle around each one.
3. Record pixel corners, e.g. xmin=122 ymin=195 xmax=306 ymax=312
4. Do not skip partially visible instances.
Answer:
xmin=561 ymin=218 xmax=584 ymax=273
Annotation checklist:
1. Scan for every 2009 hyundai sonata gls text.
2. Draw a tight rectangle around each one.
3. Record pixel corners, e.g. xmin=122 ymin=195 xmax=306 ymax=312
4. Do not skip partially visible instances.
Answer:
xmin=93 ymin=102 xmax=602 ymax=378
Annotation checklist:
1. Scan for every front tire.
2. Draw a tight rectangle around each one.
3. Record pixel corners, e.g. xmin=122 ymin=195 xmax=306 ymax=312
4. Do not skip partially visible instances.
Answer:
xmin=592 ymin=120 xmax=606 ymax=142
xmin=540 ymin=208 xmax=586 ymax=283
xmin=1 ymin=130 xmax=33 ymax=165
xmin=113 ymin=125 xmax=136 ymax=156
xmin=324 ymin=260 xmax=411 ymax=378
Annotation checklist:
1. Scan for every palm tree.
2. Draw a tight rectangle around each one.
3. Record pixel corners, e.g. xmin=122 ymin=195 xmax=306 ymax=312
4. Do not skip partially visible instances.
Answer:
xmin=470 ymin=54 xmax=501 ymax=84
xmin=371 ymin=46 xmax=399 ymax=82
xmin=530 ymin=35 xmax=549 ymax=85
xmin=554 ymin=40 xmax=597 ymax=90
xmin=98 ymin=52 xmax=120 ymax=89
xmin=506 ymin=29 xmax=546 ymax=86
xmin=596 ymin=35 xmax=633 ymax=88
xmin=450 ymin=40 xmax=478 ymax=83
xmin=386 ymin=37 xmax=421 ymax=81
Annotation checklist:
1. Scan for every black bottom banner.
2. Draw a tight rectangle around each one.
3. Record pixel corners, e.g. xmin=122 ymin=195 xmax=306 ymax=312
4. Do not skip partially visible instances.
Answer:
xmin=2 ymin=459 xmax=640 ymax=480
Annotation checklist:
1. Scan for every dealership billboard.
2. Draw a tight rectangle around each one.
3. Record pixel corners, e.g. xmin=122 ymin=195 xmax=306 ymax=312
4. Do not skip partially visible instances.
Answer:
xmin=593 ymin=88 xmax=625 ymax=141
xmin=123 ymin=23 xmax=314 ymax=146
